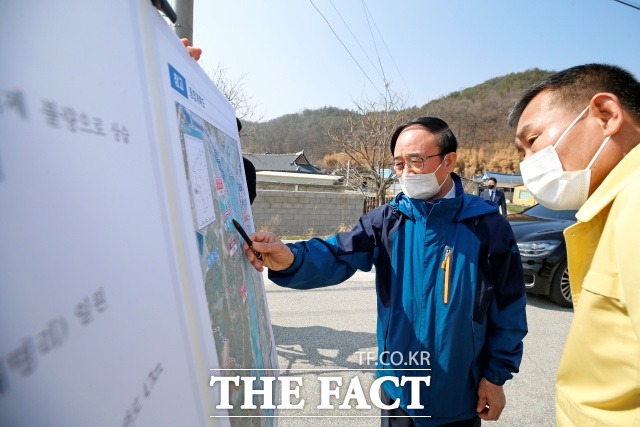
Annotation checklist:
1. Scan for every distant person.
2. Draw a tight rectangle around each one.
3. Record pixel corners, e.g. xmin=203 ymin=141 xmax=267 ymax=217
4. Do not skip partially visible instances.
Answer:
xmin=480 ymin=178 xmax=507 ymax=217
xmin=241 ymin=117 xmax=527 ymax=426
xmin=509 ymin=63 xmax=640 ymax=426
xmin=237 ymin=118 xmax=257 ymax=205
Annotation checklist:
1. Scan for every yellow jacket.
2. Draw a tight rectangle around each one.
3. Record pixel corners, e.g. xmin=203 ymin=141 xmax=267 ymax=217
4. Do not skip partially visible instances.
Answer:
xmin=556 ymin=144 xmax=640 ymax=426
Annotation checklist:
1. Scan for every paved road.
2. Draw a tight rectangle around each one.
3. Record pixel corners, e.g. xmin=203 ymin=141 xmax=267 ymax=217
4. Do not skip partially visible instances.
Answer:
xmin=262 ymin=267 xmax=573 ymax=426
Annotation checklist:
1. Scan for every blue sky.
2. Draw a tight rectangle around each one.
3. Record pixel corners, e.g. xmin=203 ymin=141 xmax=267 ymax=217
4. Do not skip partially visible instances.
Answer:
xmin=192 ymin=0 xmax=640 ymax=121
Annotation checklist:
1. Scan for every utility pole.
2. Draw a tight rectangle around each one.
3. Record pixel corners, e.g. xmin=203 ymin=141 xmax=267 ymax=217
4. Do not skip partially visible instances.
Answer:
xmin=172 ymin=0 xmax=194 ymax=42
xmin=346 ymin=160 xmax=350 ymax=186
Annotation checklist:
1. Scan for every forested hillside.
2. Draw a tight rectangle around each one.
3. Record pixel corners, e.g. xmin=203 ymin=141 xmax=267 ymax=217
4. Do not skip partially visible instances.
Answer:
xmin=243 ymin=107 xmax=354 ymax=162
xmin=242 ymin=68 xmax=554 ymax=177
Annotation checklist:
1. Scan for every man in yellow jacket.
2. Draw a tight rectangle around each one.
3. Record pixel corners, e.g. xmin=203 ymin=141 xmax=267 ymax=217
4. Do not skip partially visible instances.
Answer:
xmin=508 ymin=64 xmax=640 ymax=426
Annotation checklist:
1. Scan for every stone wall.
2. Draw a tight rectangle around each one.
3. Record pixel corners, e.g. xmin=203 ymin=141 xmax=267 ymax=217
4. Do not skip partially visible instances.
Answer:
xmin=251 ymin=189 xmax=364 ymax=237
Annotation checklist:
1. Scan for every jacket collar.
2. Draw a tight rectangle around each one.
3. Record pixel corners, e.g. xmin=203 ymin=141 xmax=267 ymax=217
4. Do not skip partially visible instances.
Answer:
xmin=576 ymin=143 xmax=640 ymax=223
xmin=391 ymin=173 xmax=497 ymax=221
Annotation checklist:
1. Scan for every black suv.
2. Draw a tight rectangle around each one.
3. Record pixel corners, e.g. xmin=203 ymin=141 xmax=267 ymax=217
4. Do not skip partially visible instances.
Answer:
xmin=508 ymin=204 xmax=578 ymax=308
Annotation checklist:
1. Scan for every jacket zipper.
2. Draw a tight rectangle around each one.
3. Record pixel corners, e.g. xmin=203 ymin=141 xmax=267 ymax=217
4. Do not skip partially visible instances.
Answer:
xmin=441 ymin=247 xmax=451 ymax=305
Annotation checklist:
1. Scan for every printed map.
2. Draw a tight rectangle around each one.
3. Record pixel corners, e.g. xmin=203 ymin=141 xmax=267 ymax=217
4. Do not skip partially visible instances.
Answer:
xmin=176 ymin=103 xmax=277 ymax=424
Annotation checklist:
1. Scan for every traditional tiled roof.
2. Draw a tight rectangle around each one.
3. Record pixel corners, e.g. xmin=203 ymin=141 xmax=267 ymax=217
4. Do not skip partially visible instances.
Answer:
xmin=243 ymin=151 xmax=322 ymax=174
xmin=481 ymin=170 xmax=524 ymax=187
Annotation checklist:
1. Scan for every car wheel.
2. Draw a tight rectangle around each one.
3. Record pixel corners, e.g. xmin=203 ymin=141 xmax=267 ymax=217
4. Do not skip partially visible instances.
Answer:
xmin=549 ymin=259 xmax=573 ymax=308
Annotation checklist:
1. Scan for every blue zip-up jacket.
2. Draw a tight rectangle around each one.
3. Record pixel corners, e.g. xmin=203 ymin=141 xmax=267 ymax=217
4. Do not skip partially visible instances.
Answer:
xmin=269 ymin=174 xmax=527 ymax=425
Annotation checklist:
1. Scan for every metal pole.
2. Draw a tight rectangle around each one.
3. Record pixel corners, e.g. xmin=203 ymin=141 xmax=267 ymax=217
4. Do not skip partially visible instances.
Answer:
xmin=173 ymin=0 xmax=194 ymax=42
xmin=346 ymin=160 xmax=350 ymax=186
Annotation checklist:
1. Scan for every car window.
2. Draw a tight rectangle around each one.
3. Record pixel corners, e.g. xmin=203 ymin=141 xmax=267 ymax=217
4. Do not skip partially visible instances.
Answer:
xmin=522 ymin=204 xmax=577 ymax=221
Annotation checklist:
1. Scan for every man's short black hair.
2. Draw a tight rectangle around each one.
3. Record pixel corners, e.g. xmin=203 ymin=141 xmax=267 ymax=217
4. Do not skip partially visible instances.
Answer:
xmin=508 ymin=64 xmax=640 ymax=128
xmin=487 ymin=177 xmax=497 ymax=184
xmin=390 ymin=116 xmax=458 ymax=155
xmin=236 ymin=117 xmax=243 ymax=132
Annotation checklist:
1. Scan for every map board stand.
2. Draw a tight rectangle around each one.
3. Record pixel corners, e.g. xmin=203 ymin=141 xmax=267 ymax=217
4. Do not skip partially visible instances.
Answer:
xmin=0 ymin=1 xmax=278 ymax=425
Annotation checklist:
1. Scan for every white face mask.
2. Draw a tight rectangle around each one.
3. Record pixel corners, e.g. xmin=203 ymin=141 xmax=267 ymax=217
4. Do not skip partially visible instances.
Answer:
xmin=399 ymin=156 xmax=447 ymax=200
xmin=519 ymin=106 xmax=611 ymax=210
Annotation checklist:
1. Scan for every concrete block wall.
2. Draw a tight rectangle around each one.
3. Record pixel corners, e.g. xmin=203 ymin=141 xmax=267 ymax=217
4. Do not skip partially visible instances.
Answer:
xmin=251 ymin=190 xmax=364 ymax=237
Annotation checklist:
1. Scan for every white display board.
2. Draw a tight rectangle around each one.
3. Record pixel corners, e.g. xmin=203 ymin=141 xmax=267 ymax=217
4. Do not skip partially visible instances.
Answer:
xmin=0 ymin=1 xmax=277 ymax=425
xmin=146 ymin=4 xmax=279 ymax=421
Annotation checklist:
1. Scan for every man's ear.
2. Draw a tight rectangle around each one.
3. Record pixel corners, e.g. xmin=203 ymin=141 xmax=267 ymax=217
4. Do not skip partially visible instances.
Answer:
xmin=590 ymin=93 xmax=623 ymax=137
xmin=445 ymin=152 xmax=457 ymax=171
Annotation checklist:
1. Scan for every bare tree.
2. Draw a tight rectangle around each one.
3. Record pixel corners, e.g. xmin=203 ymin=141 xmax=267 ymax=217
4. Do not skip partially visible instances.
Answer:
xmin=209 ymin=65 xmax=264 ymax=136
xmin=327 ymin=87 xmax=411 ymax=206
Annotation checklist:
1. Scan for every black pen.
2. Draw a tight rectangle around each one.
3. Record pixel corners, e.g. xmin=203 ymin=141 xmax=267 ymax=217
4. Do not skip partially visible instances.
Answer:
xmin=232 ymin=219 xmax=262 ymax=260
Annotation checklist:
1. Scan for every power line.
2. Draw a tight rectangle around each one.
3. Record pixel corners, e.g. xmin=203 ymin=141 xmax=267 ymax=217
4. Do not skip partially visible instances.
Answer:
xmin=327 ymin=0 xmax=385 ymax=82
xmin=361 ymin=1 xmax=414 ymax=102
xmin=611 ymin=0 xmax=640 ymax=11
xmin=308 ymin=0 xmax=385 ymax=98
xmin=361 ymin=0 xmax=388 ymax=86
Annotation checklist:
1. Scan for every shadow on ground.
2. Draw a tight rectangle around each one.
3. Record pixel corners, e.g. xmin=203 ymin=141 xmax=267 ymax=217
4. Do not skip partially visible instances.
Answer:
xmin=272 ymin=324 xmax=377 ymax=371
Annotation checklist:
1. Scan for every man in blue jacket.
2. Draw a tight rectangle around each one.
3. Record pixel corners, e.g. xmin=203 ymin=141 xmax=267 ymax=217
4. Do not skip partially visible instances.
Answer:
xmin=242 ymin=117 xmax=527 ymax=426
